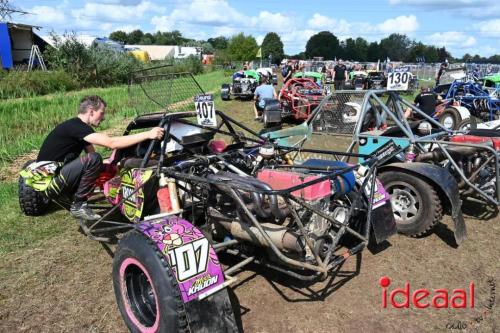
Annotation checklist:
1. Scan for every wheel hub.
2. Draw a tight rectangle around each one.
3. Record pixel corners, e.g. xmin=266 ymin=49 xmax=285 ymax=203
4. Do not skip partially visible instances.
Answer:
xmin=390 ymin=188 xmax=419 ymax=223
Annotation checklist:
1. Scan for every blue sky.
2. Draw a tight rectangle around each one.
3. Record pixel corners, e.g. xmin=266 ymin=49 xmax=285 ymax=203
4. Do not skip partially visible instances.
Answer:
xmin=11 ymin=0 xmax=500 ymax=57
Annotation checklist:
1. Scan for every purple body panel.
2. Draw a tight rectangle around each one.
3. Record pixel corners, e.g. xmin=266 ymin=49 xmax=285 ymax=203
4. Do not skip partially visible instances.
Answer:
xmin=137 ymin=216 xmax=225 ymax=303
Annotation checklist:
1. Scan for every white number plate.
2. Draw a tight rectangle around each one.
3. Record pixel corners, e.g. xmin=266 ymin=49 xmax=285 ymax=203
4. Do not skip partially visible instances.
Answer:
xmin=387 ymin=70 xmax=411 ymax=91
xmin=194 ymin=94 xmax=217 ymax=127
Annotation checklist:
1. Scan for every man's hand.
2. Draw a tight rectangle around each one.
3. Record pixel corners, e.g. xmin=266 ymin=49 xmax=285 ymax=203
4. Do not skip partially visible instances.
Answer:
xmin=148 ymin=127 xmax=164 ymax=140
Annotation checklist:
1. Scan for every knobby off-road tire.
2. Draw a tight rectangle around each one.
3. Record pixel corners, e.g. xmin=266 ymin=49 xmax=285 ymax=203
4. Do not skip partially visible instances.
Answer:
xmin=379 ymin=171 xmax=442 ymax=237
xmin=438 ymin=108 xmax=460 ymax=130
xmin=113 ymin=231 xmax=189 ymax=333
xmin=18 ymin=160 xmax=51 ymax=216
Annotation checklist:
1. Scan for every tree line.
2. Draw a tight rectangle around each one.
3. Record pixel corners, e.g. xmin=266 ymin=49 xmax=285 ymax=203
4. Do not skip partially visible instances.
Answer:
xmin=109 ymin=29 xmax=499 ymax=64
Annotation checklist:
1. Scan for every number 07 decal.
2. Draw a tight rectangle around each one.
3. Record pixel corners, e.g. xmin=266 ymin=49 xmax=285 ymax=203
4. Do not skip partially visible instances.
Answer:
xmin=168 ymin=238 xmax=210 ymax=282
xmin=194 ymin=94 xmax=217 ymax=127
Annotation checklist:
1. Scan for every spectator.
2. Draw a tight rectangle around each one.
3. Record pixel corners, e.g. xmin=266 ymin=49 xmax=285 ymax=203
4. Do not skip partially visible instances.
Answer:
xmin=435 ymin=62 xmax=447 ymax=86
xmin=404 ymin=86 xmax=442 ymax=119
xmin=282 ymin=60 xmax=293 ymax=83
xmin=333 ymin=59 xmax=348 ymax=91
xmin=253 ymin=75 xmax=277 ymax=120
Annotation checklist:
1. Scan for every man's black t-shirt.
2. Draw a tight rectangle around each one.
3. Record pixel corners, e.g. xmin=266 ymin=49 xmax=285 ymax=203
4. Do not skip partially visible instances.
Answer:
xmin=37 ymin=118 xmax=94 ymax=162
xmin=414 ymin=92 xmax=438 ymax=116
xmin=283 ymin=65 xmax=292 ymax=81
xmin=333 ymin=64 xmax=347 ymax=80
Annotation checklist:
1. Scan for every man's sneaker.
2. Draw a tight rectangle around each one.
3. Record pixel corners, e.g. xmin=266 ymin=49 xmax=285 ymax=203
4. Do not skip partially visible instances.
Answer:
xmin=70 ymin=201 xmax=101 ymax=221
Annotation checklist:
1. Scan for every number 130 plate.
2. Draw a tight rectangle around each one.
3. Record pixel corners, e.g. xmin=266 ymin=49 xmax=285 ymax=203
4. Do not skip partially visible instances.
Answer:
xmin=386 ymin=69 xmax=411 ymax=91
xmin=194 ymin=94 xmax=217 ymax=127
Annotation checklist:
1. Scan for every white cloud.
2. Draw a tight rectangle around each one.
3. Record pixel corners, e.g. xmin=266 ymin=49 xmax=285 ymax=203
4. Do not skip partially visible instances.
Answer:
xmin=150 ymin=15 xmax=175 ymax=32
xmin=71 ymin=1 xmax=164 ymax=23
xmin=307 ymin=14 xmax=351 ymax=36
xmin=167 ymin=0 xmax=244 ymax=26
xmin=253 ymin=11 xmax=294 ymax=32
xmin=426 ymin=31 xmax=476 ymax=49
xmin=29 ymin=6 xmax=66 ymax=25
xmin=474 ymin=19 xmax=500 ymax=37
xmin=389 ymin=0 xmax=487 ymax=8
xmin=377 ymin=15 xmax=419 ymax=34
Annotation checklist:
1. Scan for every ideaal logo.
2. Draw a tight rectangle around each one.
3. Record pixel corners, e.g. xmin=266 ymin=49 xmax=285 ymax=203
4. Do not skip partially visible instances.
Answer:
xmin=379 ymin=276 xmax=475 ymax=309
xmin=379 ymin=276 xmax=496 ymax=330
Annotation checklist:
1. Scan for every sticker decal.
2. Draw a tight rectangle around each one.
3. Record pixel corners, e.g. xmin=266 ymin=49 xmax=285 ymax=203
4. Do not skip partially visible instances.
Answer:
xmin=137 ymin=216 xmax=225 ymax=303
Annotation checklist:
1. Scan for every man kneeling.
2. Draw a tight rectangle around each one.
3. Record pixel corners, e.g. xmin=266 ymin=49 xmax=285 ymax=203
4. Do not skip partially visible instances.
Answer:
xmin=37 ymin=95 xmax=164 ymax=220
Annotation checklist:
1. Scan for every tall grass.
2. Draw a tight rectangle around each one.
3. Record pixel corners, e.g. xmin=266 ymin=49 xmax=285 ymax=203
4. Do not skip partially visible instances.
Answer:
xmin=0 ymin=71 xmax=227 ymax=168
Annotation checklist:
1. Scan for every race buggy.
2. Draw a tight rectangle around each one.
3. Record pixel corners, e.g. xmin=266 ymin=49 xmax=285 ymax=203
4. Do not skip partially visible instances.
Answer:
xmin=434 ymin=79 xmax=500 ymax=123
xmin=346 ymin=70 xmax=368 ymax=90
xmin=221 ymin=70 xmax=259 ymax=101
xmin=365 ymin=71 xmax=387 ymax=90
xmin=263 ymin=89 xmax=496 ymax=245
xmin=278 ymin=78 xmax=327 ymax=122
xmin=19 ymin=68 xmax=397 ymax=333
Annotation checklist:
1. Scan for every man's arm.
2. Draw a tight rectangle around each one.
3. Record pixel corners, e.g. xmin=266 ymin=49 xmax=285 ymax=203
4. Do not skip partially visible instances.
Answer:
xmin=83 ymin=127 xmax=164 ymax=150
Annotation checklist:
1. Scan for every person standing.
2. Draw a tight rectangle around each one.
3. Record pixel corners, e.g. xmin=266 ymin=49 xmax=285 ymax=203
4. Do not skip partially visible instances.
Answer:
xmin=333 ymin=59 xmax=348 ymax=91
xmin=282 ymin=60 xmax=293 ymax=83
xmin=435 ymin=62 xmax=447 ymax=86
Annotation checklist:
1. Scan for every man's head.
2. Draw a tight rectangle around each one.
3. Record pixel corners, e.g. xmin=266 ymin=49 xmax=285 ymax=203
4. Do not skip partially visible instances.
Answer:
xmin=260 ymin=74 xmax=268 ymax=84
xmin=78 ymin=95 xmax=107 ymax=127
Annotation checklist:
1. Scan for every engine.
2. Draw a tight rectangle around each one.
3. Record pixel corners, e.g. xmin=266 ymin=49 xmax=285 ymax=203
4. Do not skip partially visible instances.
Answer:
xmin=205 ymin=150 xmax=359 ymax=262
xmin=233 ymin=77 xmax=257 ymax=95
xmin=415 ymin=136 xmax=498 ymax=198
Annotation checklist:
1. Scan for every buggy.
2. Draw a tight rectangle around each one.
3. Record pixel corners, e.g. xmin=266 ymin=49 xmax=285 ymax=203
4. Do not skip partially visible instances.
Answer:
xmin=434 ymin=79 xmax=500 ymax=122
xmin=263 ymin=90 xmax=499 ymax=245
xmin=221 ymin=70 xmax=260 ymax=101
xmin=365 ymin=71 xmax=387 ymax=90
xmin=19 ymin=68 xmax=397 ymax=333
xmin=279 ymin=78 xmax=327 ymax=121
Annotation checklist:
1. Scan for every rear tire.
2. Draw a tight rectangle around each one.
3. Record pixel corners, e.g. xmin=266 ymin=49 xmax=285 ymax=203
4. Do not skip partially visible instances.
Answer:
xmin=113 ymin=231 xmax=189 ymax=333
xmin=379 ymin=171 xmax=442 ymax=237
xmin=438 ymin=108 xmax=460 ymax=130
xmin=18 ymin=160 xmax=51 ymax=216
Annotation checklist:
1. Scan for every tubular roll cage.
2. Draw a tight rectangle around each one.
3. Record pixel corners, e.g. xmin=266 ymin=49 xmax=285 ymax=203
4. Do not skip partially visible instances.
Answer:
xmin=311 ymin=90 xmax=500 ymax=206
xmin=79 ymin=110 xmax=388 ymax=281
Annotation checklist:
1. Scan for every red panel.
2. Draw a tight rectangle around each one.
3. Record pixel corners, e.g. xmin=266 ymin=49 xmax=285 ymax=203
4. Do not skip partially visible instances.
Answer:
xmin=257 ymin=169 xmax=331 ymax=201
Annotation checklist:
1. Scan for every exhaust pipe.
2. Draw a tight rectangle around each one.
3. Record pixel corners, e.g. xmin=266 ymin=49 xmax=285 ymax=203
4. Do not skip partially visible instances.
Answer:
xmin=416 ymin=146 xmax=479 ymax=163
xmin=219 ymin=220 xmax=304 ymax=253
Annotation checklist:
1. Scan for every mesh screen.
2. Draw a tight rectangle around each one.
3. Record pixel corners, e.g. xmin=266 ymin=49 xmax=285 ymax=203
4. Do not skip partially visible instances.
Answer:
xmin=128 ymin=67 xmax=205 ymax=116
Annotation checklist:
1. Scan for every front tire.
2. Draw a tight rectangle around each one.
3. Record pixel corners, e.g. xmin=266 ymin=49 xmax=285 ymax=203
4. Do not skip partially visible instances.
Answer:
xmin=379 ymin=171 xmax=442 ymax=237
xmin=113 ymin=231 xmax=189 ymax=333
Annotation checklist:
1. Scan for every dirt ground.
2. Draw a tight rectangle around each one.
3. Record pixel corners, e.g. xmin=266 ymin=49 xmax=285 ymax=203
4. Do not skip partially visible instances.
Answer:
xmin=1 ymin=205 xmax=498 ymax=333
xmin=1 ymin=93 xmax=499 ymax=333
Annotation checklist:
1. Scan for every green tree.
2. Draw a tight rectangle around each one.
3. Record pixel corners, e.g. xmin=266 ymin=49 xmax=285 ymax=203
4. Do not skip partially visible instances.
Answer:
xmin=261 ymin=32 xmax=284 ymax=64
xmin=367 ymin=41 xmax=381 ymax=61
xmin=227 ymin=33 xmax=259 ymax=61
xmin=128 ymin=29 xmax=144 ymax=44
xmin=207 ymin=36 xmax=228 ymax=50
xmin=437 ymin=47 xmax=451 ymax=62
xmin=354 ymin=37 xmax=369 ymax=62
xmin=139 ymin=33 xmax=155 ymax=45
xmin=305 ymin=31 xmax=340 ymax=59
xmin=109 ymin=30 xmax=128 ymax=44
xmin=379 ymin=33 xmax=412 ymax=61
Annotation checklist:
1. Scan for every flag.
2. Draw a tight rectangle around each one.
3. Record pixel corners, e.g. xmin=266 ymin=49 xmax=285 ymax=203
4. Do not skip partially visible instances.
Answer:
xmin=256 ymin=47 xmax=262 ymax=58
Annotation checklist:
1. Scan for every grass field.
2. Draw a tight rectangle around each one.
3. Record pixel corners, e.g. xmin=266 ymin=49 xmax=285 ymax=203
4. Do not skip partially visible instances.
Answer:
xmin=0 ymin=71 xmax=228 ymax=168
